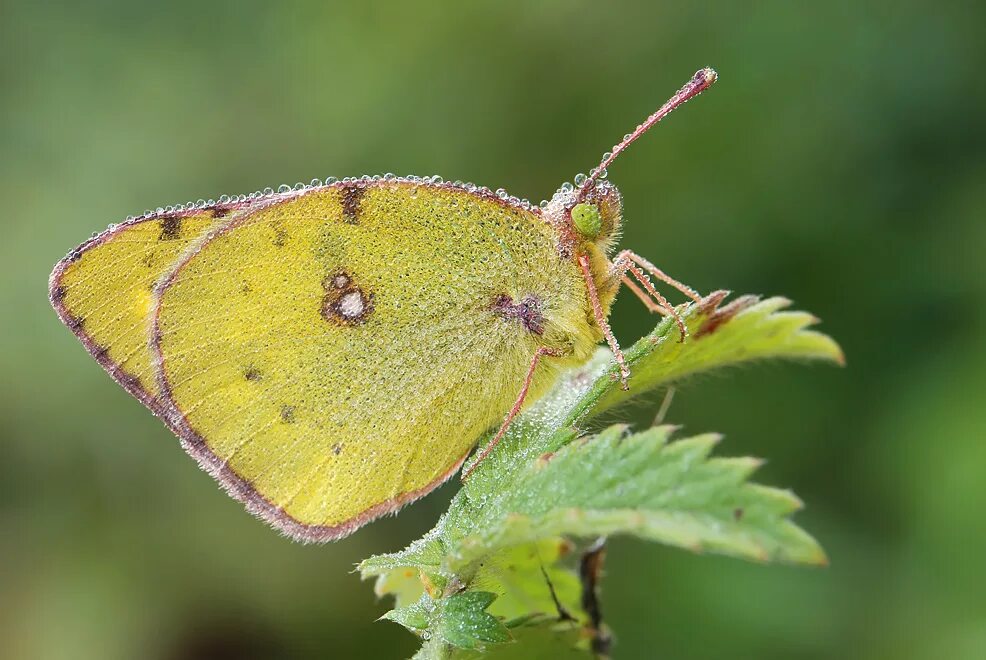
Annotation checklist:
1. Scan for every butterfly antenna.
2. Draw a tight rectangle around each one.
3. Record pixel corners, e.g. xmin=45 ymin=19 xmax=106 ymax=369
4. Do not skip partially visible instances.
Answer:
xmin=574 ymin=67 xmax=718 ymax=205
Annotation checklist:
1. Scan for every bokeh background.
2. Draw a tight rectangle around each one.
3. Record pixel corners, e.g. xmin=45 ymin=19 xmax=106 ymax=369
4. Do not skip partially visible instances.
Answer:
xmin=2 ymin=1 xmax=984 ymax=658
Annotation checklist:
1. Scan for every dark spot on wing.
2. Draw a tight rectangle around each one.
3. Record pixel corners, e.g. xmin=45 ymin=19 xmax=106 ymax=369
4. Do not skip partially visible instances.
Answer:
xmin=94 ymin=344 xmax=110 ymax=361
xmin=68 ymin=315 xmax=85 ymax=331
xmin=118 ymin=371 xmax=143 ymax=393
xmin=332 ymin=443 xmax=343 ymax=455
xmin=280 ymin=405 xmax=296 ymax=423
xmin=272 ymin=226 xmax=288 ymax=247
xmin=159 ymin=215 xmax=182 ymax=240
xmin=492 ymin=293 xmax=545 ymax=335
xmin=51 ymin=285 xmax=66 ymax=303
xmin=68 ymin=249 xmax=82 ymax=262
xmin=210 ymin=205 xmax=233 ymax=218
xmin=339 ymin=184 xmax=365 ymax=223
xmin=321 ymin=271 xmax=374 ymax=326
xmin=244 ymin=366 xmax=262 ymax=381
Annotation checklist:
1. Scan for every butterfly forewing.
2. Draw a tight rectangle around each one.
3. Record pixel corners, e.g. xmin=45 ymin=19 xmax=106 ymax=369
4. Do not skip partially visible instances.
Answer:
xmin=50 ymin=207 xmax=233 ymax=407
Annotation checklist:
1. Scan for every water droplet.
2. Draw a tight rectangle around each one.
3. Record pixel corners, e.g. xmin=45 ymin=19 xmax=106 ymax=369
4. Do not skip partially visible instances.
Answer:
xmin=293 ymin=182 xmax=305 ymax=190
xmin=263 ymin=187 xmax=275 ymax=195
xmin=310 ymin=178 xmax=323 ymax=187
xmin=431 ymin=175 xmax=444 ymax=184
xmin=277 ymin=184 xmax=291 ymax=193
xmin=383 ymin=172 xmax=396 ymax=181
xmin=560 ymin=181 xmax=574 ymax=193
xmin=218 ymin=195 xmax=230 ymax=204
xmin=539 ymin=200 xmax=549 ymax=209
xmin=574 ymin=173 xmax=587 ymax=186
xmin=325 ymin=176 xmax=338 ymax=185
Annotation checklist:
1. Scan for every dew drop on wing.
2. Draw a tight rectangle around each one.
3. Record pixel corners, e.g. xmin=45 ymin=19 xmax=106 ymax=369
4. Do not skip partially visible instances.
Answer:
xmin=278 ymin=184 xmax=291 ymax=193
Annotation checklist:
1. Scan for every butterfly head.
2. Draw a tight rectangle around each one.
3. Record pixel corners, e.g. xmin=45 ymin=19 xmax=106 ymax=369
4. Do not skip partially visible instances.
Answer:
xmin=559 ymin=67 xmax=717 ymax=255
xmin=569 ymin=181 xmax=622 ymax=254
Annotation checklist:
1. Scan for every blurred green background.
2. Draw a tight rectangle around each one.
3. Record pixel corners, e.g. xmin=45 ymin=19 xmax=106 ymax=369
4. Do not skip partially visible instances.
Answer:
xmin=2 ymin=1 xmax=984 ymax=658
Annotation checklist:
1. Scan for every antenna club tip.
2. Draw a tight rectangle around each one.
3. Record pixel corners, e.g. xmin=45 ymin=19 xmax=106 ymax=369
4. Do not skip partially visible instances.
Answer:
xmin=698 ymin=67 xmax=718 ymax=87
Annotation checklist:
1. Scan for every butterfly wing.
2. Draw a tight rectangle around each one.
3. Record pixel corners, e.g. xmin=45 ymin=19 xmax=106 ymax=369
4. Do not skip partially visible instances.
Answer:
xmin=151 ymin=181 xmax=591 ymax=540
xmin=49 ymin=206 xmax=234 ymax=408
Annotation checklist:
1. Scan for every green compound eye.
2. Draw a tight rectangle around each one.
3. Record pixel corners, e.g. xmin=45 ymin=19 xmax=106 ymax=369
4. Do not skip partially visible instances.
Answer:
xmin=571 ymin=203 xmax=602 ymax=238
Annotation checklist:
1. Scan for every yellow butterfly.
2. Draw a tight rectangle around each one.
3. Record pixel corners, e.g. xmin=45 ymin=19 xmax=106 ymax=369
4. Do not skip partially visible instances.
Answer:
xmin=49 ymin=68 xmax=717 ymax=541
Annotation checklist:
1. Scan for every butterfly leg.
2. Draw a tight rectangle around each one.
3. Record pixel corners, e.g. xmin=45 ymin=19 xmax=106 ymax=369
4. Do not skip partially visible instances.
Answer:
xmin=462 ymin=345 xmax=563 ymax=480
xmin=610 ymin=251 xmax=691 ymax=341
xmin=617 ymin=250 xmax=702 ymax=303
xmin=620 ymin=275 xmax=674 ymax=315
xmin=578 ymin=254 xmax=631 ymax=389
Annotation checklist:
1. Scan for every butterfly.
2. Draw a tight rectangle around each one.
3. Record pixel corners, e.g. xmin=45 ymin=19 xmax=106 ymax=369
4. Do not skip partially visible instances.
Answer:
xmin=49 ymin=68 xmax=717 ymax=541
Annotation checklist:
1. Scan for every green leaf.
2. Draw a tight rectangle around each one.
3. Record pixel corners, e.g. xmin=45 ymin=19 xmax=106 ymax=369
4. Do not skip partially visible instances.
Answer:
xmin=451 ymin=625 xmax=590 ymax=659
xmin=362 ymin=293 xmax=841 ymax=656
xmin=383 ymin=591 xmax=511 ymax=652
xmin=439 ymin=591 xmax=512 ymax=649
xmin=380 ymin=594 xmax=431 ymax=632
xmin=471 ymin=538 xmax=582 ymax=624
xmin=452 ymin=424 xmax=825 ymax=567
xmin=590 ymin=292 xmax=843 ymax=418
